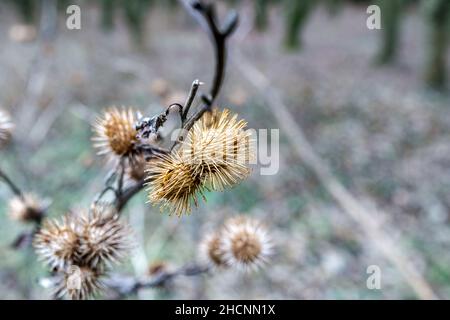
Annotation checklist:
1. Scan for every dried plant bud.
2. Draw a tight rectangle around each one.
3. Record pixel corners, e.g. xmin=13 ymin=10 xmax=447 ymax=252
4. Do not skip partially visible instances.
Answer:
xmin=34 ymin=216 xmax=79 ymax=270
xmin=199 ymin=232 xmax=228 ymax=268
xmin=54 ymin=266 xmax=104 ymax=300
xmin=92 ymin=107 xmax=139 ymax=159
xmin=146 ymin=152 xmax=206 ymax=216
xmin=0 ymin=109 xmax=14 ymax=147
xmin=77 ymin=204 xmax=133 ymax=268
xmin=221 ymin=216 xmax=273 ymax=271
xmin=182 ymin=109 xmax=254 ymax=191
xmin=8 ymin=193 xmax=46 ymax=223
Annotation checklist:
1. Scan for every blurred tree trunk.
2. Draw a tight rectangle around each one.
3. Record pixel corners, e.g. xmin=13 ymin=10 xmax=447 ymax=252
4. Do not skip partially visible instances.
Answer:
xmin=325 ymin=0 xmax=342 ymax=16
xmin=375 ymin=0 xmax=403 ymax=65
xmin=101 ymin=0 xmax=116 ymax=30
xmin=423 ymin=0 xmax=450 ymax=90
xmin=283 ymin=0 xmax=314 ymax=50
xmin=123 ymin=0 xmax=152 ymax=45
xmin=15 ymin=0 xmax=36 ymax=23
xmin=254 ymin=0 xmax=269 ymax=31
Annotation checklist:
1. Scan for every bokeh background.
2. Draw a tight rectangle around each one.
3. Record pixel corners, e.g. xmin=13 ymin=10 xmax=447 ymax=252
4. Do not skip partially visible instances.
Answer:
xmin=1 ymin=0 xmax=450 ymax=299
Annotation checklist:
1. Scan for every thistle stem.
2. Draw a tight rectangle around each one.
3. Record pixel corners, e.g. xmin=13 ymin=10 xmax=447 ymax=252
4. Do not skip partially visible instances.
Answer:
xmin=0 ymin=167 xmax=24 ymax=199
xmin=111 ymin=0 xmax=237 ymax=213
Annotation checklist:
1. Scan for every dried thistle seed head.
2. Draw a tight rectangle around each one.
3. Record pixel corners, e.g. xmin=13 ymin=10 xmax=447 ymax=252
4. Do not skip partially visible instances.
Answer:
xmin=199 ymin=231 xmax=228 ymax=268
xmin=146 ymin=152 xmax=206 ymax=217
xmin=182 ymin=109 xmax=254 ymax=191
xmin=8 ymin=193 xmax=46 ymax=223
xmin=54 ymin=266 xmax=104 ymax=300
xmin=34 ymin=215 xmax=80 ymax=270
xmin=221 ymin=216 xmax=273 ymax=271
xmin=77 ymin=204 xmax=133 ymax=268
xmin=0 ymin=109 xmax=14 ymax=147
xmin=92 ymin=107 xmax=139 ymax=159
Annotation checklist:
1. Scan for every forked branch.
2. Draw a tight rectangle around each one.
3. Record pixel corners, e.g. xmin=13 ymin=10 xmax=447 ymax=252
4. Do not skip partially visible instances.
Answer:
xmin=111 ymin=0 xmax=238 ymax=212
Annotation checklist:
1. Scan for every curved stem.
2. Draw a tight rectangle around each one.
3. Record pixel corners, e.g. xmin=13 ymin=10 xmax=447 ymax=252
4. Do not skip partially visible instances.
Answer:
xmin=0 ymin=167 xmax=24 ymax=199
xmin=109 ymin=0 xmax=238 ymax=213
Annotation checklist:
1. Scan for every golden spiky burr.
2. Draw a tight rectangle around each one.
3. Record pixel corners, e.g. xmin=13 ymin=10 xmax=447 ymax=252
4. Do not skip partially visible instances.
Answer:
xmin=182 ymin=109 xmax=254 ymax=192
xmin=146 ymin=152 xmax=206 ymax=216
xmin=221 ymin=216 xmax=273 ymax=271
xmin=0 ymin=109 xmax=14 ymax=147
xmin=92 ymin=107 xmax=139 ymax=159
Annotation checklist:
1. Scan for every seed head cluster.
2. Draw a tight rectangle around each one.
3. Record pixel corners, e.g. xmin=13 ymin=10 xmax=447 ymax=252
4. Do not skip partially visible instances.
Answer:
xmin=146 ymin=109 xmax=254 ymax=216
xmin=33 ymin=204 xmax=132 ymax=299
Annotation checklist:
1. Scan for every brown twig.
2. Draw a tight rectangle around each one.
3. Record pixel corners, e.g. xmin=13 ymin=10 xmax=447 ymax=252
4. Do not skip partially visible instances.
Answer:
xmin=105 ymin=263 xmax=209 ymax=298
xmin=181 ymin=0 xmax=238 ymax=132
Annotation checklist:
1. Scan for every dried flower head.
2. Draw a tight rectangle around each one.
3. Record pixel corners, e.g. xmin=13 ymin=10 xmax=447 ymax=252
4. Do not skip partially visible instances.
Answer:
xmin=221 ymin=216 xmax=273 ymax=271
xmin=146 ymin=152 xmax=206 ymax=216
xmin=0 ymin=109 xmax=14 ymax=147
xmin=34 ymin=215 xmax=80 ymax=270
xmin=54 ymin=266 xmax=104 ymax=300
xmin=181 ymin=109 xmax=254 ymax=191
xmin=77 ymin=204 xmax=133 ymax=268
xmin=92 ymin=107 xmax=139 ymax=159
xmin=8 ymin=193 xmax=46 ymax=223
xmin=34 ymin=204 xmax=133 ymax=299
xmin=199 ymin=231 xmax=228 ymax=268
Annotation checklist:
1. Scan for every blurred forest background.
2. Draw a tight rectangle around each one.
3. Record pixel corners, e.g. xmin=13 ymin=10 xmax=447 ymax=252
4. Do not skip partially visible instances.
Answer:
xmin=1 ymin=0 xmax=450 ymax=299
